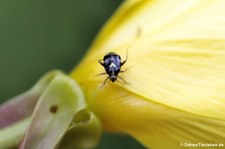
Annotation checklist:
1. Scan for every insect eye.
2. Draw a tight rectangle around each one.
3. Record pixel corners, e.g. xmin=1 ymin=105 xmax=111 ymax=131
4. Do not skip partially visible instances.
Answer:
xmin=103 ymin=54 xmax=112 ymax=61
xmin=116 ymin=56 xmax=121 ymax=61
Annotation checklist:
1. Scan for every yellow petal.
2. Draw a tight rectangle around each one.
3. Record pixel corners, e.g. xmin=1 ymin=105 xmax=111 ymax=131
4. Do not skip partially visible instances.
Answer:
xmin=126 ymin=38 xmax=225 ymax=120
xmin=71 ymin=0 xmax=225 ymax=148
xmin=85 ymin=85 xmax=225 ymax=148
xmin=73 ymin=0 xmax=225 ymax=120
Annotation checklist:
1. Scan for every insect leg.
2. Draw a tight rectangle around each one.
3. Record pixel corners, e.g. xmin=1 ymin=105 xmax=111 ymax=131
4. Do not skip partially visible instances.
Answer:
xmin=98 ymin=59 xmax=104 ymax=66
xmin=97 ymin=72 xmax=107 ymax=76
xmin=103 ymin=77 xmax=109 ymax=86
xmin=120 ymin=68 xmax=129 ymax=73
xmin=117 ymin=76 xmax=128 ymax=84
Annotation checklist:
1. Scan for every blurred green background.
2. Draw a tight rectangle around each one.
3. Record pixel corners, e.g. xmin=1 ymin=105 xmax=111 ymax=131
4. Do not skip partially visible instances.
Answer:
xmin=0 ymin=0 xmax=144 ymax=148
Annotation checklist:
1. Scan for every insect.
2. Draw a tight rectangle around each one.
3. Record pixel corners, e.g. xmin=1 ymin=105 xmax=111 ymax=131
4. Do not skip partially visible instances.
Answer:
xmin=98 ymin=52 xmax=128 ymax=85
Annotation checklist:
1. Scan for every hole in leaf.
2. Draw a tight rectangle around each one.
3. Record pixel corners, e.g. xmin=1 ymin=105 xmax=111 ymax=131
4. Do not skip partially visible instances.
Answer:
xmin=73 ymin=109 xmax=91 ymax=125
xmin=50 ymin=105 xmax=58 ymax=114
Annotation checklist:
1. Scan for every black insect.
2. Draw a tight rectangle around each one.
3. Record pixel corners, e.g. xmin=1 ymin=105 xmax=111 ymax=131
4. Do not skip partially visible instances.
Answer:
xmin=98 ymin=52 xmax=127 ymax=85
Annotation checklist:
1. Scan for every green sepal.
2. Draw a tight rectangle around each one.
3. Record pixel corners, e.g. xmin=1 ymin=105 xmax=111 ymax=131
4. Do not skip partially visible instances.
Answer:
xmin=0 ymin=70 xmax=63 ymax=128
xmin=59 ymin=109 xmax=102 ymax=149
xmin=0 ymin=71 xmax=102 ymax=149
xmin=0 ymin=70 xmax=63 ymax=149
xmin=20 ymin=73 xmax=93 ymax=149
xmin=0 ymin=118 xmax=31 ymax=149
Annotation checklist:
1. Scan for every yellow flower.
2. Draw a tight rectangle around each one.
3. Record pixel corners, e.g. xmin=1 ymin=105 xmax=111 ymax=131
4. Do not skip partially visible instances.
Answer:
xmin=71 ymin=0 xmax=225 ymax=148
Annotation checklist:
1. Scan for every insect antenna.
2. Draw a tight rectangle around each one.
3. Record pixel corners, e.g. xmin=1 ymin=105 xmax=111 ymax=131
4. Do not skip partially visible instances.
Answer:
xmin=121 ymin=48 xmax=128 ymax=66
